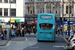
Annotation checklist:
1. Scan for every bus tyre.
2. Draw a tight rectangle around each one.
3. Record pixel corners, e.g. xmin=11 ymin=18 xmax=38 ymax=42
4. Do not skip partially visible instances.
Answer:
xmin=37 ymin=40 xmax=40 ymax=42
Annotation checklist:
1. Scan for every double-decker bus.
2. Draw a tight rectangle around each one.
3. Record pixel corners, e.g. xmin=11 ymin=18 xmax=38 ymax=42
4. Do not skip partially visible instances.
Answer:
xmin=37 ymin=13 xmax=55 ymax=41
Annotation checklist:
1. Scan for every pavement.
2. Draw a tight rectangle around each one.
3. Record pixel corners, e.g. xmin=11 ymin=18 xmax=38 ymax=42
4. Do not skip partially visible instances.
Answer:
xmin=0 ymin=40 xmax=8 ymax=46
xmin=0 ymin=33 xmax=35 ymax=46
xmin=11 ymin=37 xmax=25 ymax=41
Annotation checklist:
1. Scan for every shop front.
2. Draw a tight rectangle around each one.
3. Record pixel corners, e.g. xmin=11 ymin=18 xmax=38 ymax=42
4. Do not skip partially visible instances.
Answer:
xmin=56 ymin=21 xmax=75 ymax=34
xmin=25 ymin=15 xmax=37 ymax=33
xmin=0 ymin=18 xmax=24 ymax=28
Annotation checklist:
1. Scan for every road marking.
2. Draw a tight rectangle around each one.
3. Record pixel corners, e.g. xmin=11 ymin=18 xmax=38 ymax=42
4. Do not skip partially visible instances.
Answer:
xmin=6 ymin=41 xmax=11 ymax=46
xmin=26 ymin=37 xmax=27 ymax=41
xmin=26 ymin=37 xmax=32 ymax=45
xmin=28 ymin=41 xmax=32 ymax=45
xmin=29 ymin=46 xmax=39 ymax=48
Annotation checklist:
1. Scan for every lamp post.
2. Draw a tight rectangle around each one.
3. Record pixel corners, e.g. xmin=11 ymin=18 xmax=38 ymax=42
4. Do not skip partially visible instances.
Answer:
xmin=9 ymin=0 xmax=13 ymax=40
xmin=67 ymin=0 xmax=71 ymax=47
xmin=61 ymin=0 xmax=64 ymax=35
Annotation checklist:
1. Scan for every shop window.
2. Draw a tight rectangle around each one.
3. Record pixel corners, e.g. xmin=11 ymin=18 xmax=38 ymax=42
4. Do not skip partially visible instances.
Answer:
xmin=4 ymin=9 xmax=8 ymax=16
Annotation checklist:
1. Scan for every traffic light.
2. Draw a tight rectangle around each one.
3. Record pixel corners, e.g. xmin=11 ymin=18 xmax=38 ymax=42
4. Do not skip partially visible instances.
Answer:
xmin=7 ymin=21 xmax=10 ymax=24
xmin=15 ymin=21 xmax=17 ymax=26
xmin=68 ymin=21 xmax=70 ymax=26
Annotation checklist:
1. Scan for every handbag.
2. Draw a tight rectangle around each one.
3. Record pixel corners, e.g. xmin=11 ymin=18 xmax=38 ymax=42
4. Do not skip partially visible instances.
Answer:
xmin=1 ymin=34 xmax=3 ymax=37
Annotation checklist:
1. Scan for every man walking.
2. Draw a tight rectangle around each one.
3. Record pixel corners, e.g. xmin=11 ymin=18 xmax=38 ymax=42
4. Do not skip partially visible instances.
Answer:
xmin=57 ymin=28 xmax=60 ymax=36
xmin=4 ymin=29 xmax=7 ymax=40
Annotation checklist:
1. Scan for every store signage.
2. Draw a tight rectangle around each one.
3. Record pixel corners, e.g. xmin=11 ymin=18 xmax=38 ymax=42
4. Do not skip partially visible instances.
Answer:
xmin=2 ymin=25 xmax=10 ymax=28
xmin=0 ymin=18 xmax=24 ymax=22
xmin=0 ymin=19 xmax=2 ymax=21
xmin=9 ymin=19 xmax=21 ymax=21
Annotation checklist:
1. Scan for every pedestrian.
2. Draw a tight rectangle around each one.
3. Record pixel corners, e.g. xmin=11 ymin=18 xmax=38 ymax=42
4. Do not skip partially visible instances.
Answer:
xmin=57 ymin=28 xmax=60 ymax=36
xmin=31 ymin=27 xmax=33 ymax=33
xmin=20 ymin=28 xmax=22 ymax=36
xmin=22 ymin=28 xmax=24 ymax=37
xmin=0 ymin=31 xmax=2 ymax=40
xmin=15 ymin=29 xmax=17 ymax=37
xmin=33 ymin=28 xmax=36 ymax=34
xmin=24 ymin=28 xmax=26 ymax=34
xmin=60 ymin=27 xmax=62 ymax=35
xmin=11 ymin=29 xmax=15 ymax=38
xmin=18 ymin=28 xmax=20 ymax=37
xmin=70 ymin=30 xmax=74 ymax=39
xmin=28 ymin=28 xmax=31 ymax=34
xmin=1 ymin=30 xmax=5 ymax=40
xmin=4 ymin=29 xmax=7 ymax=40
xmin=16 ymin=29 xmax=19 ymax=37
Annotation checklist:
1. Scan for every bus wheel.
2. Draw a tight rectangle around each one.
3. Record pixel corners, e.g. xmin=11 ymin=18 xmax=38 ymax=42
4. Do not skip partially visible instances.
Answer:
xmin=37 ymin=40 xmax=40 ymax=42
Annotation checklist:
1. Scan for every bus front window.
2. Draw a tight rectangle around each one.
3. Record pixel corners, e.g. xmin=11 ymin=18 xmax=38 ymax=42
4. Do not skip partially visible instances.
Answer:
xmin=39 ymin=23 xmax=53 ymax=30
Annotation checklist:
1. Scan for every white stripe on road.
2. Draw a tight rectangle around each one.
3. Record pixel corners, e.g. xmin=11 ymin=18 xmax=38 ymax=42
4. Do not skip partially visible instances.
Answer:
xmin=25 ymin=37 xmax=32 ymax=45
xmin=29 ymin=46 xmax=39 ymax=48
xmin=6 ymin=41 xmax=11 ymax=46
xmin=26 ymin=37 xmax=27 ymax=41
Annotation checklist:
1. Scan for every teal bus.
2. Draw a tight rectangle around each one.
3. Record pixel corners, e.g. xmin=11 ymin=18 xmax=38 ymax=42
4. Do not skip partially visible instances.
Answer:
xmin=37 ymin=13 xmax=55 ymax=41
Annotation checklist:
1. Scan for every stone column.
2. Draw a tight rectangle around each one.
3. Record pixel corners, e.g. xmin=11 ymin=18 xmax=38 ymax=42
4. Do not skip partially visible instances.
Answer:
xmin=44 ymin=4 xmax=46 ymax=13
xmin=8 ymin=8 xmax=10 ymax=16
xmin=34 ymin=0 xmax=37 ymax=14
xmin=2 ymin=8 xmax=4 ymax=16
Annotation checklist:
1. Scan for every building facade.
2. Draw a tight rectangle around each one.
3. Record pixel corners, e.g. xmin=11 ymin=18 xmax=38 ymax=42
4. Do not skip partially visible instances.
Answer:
xmin=0 ymin=0 xmax=25 ymax=21
xmin=25 ymin=0 xmax=75 ymax=20
xmin=0 ymin=0 xmax=25 ymax=28
xmin=25 ymin=0 xmax=75 ymax=31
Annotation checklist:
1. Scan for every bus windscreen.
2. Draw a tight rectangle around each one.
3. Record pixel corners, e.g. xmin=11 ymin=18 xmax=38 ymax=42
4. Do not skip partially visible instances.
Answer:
xmin=41 ymin=15 xmax=52 ymax=19
xmin=39 ymin=23 xmax=53 ymax=30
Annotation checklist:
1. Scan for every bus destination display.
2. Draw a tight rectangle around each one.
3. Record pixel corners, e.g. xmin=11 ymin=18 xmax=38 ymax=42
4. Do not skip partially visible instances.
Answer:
xmin=41 ymin=15 xmax=52 ymax=19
